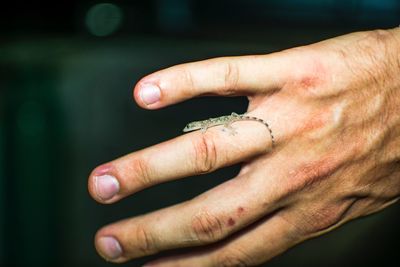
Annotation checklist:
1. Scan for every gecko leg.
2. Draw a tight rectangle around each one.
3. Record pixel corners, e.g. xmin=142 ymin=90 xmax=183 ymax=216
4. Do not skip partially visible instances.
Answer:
xmin=201 ymin=125 xmax=209 ymax=133
xmin=223 ymin=123 xmax=237 ymax=136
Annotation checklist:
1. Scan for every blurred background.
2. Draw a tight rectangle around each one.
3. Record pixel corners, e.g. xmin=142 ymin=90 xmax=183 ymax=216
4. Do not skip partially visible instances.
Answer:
xmin=1 ymin=0 xmax=399 ymax=266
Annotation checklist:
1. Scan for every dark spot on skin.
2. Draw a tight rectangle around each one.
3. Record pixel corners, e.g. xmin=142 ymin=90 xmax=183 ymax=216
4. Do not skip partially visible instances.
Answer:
xmin=237 ymin=207 xmax=245 ymax=216
xmin=228 ymin=218 xmax=235 ymax=226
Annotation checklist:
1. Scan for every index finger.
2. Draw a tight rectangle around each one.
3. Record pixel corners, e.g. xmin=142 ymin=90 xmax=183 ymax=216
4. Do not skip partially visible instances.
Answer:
xmin=133 ymin=53 xmax=291 ymax=109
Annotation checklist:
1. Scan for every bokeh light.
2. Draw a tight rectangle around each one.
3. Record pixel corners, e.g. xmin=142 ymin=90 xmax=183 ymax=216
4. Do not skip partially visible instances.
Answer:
xmin=85 ymin=3 xmax=123 ymax=37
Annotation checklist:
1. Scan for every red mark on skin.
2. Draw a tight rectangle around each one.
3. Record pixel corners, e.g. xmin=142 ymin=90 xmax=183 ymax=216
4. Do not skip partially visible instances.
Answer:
xmin=237 ymin=207 xmax=245 ymax=216
xmin=287 ymin=58 xmax=327 ymax=93
xmin=299 ymin=76 xmax=318 ymax=89
xmin=299 ymin=112 xmax=329 ymax=132
xmin=227 ymin=218 xmax=236 ymax=227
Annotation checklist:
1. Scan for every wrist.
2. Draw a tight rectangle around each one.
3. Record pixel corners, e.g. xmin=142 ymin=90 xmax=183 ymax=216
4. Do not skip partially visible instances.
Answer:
xmin=384 ymin=28 xmax=400 ymax=162
xmin=388 ymin=26 xmax=400 ymax=43
xmin=387 ymin=28 xmax=400 ymax=94
xmin=367 ymin=28 xmax=400 ymax=89
xmin=387 ymin=27 xmax=400 ymax=74
xmin=360 ymin=28 xmax=400 ymax=162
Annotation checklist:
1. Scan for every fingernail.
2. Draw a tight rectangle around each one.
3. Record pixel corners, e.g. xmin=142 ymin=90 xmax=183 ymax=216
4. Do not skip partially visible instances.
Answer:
xmin=98 ymin=236 xmax=123 ymax=260
xmin=140 ymin=84 xmax=161 ymax=105
xmin=93 ymin=164 xmax=112 ymax=176
xmin=95 ymin=175 xmax=120 ymax=201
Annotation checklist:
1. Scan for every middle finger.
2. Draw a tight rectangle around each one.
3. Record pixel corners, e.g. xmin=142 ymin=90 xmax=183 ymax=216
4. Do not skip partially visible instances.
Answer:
xmin=88 ymin=116 xmax=273 ymax=204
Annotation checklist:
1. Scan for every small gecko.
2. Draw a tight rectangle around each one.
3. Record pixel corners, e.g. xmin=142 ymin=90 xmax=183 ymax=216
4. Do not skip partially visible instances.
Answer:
xmin=183 ymin=112 xmax=275 ymax=146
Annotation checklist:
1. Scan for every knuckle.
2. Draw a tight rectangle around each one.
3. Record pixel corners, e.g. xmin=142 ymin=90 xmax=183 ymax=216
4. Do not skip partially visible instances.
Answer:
xmin=130 ymin=157 xmax=152 ymax=187
xmin=308 ymin=206 xmax=342 ymax=232
xmin=182 ymin=67 xmax=196 ymax=92
xmin=190 ymin=211 xmax=224 ymax=243
xmin=216 ymin=249 xmax=252 ymax=267
xmin=192 ymin=134 xmax=218 ymax=174
xmin=222 ymin=61 xmax=239 ymax=95
xmin=308 ymin=205 xmax=346 ymax=233
xmin=289 ymin=203 xmax=350 ymax=237
xmin=134 ymin=224 xmax=157 ymax=255
xmin=281 ymin=49 xmax=331 ymax=98
xmin=286 ymin=161 xmax=333 ymax=194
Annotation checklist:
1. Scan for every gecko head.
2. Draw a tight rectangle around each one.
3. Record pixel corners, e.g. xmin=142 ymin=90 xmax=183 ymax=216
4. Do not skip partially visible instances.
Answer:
xmin=183 ymin=121 xmax=202 ymax=132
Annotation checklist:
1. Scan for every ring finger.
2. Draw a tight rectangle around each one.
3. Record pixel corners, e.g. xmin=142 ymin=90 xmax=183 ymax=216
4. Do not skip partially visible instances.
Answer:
xmin=88 ymin=114 xmax=274 ymax=204
xmin=94 ymin=164 xmax=287 ymax=263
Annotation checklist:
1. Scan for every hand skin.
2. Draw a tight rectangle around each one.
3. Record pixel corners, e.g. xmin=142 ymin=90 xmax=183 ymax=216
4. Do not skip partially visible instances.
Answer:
xmin=88 ymin=28 xmax=400 ymax=266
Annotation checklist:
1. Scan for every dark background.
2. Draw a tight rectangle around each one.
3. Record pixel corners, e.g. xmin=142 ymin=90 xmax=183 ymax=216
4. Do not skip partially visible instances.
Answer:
xmin=1 ymin=0 xmax=399 ymax=266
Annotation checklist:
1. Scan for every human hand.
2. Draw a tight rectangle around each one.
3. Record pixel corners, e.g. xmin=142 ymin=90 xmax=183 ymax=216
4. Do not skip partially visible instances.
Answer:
xmin=88 ymin=28 xmax=400 ymax=266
